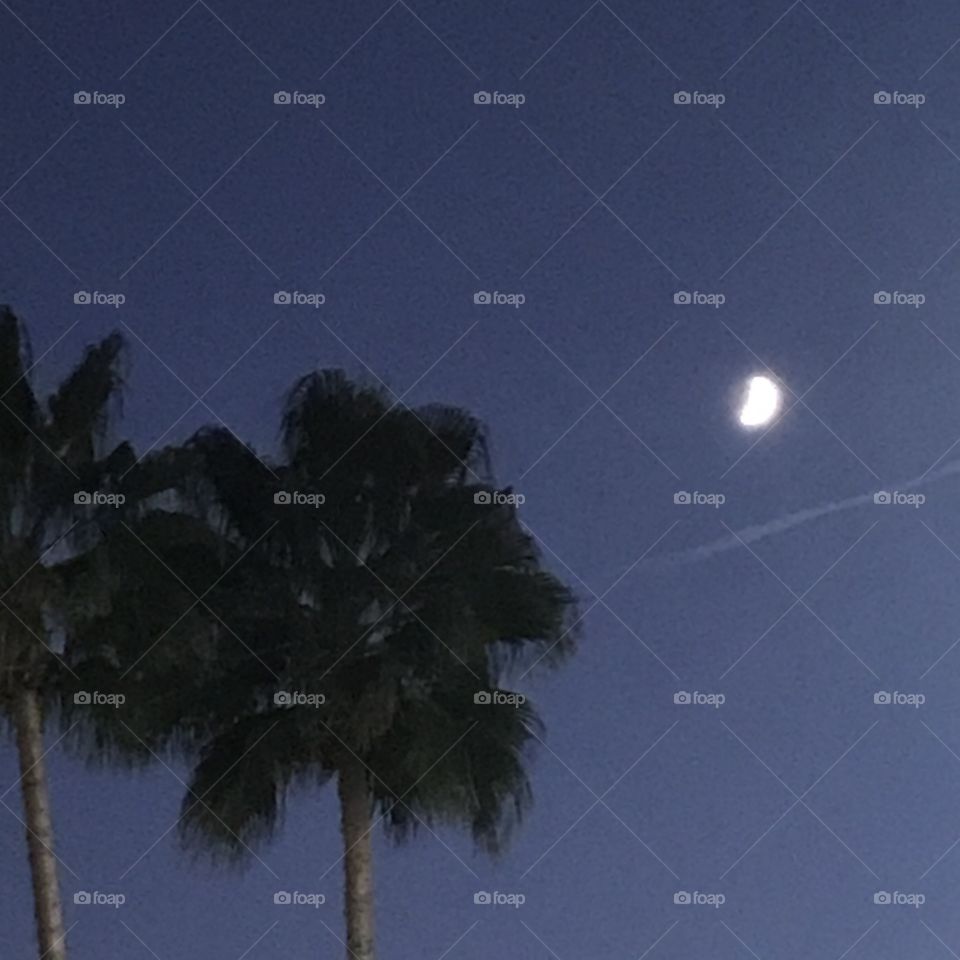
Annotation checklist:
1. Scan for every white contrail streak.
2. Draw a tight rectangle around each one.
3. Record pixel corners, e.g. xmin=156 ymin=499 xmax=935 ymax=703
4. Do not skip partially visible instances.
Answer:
xmin=657 ymin=458 xmax=960 ymax=565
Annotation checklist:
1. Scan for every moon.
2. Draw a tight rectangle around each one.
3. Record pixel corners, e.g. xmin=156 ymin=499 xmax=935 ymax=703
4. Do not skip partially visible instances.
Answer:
xmin=738 ymin=375 xmax=781 ymax=427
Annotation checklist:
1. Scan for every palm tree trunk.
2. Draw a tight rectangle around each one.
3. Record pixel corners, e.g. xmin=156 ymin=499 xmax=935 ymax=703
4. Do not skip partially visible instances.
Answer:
xmin=14 ymin=688 xmax=67 ymax=960
xmin=337 ymin=759 xmax=374 ymax=960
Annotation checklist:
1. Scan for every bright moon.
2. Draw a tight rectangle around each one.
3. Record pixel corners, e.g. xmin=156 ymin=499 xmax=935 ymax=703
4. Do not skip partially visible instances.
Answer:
xmin=738 ymin=376 xmax=781 ymax=427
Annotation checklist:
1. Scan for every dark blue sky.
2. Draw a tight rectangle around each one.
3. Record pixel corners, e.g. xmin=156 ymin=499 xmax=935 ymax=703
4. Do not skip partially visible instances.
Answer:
xmin=6 ymin=0 xmax=960 ymax=957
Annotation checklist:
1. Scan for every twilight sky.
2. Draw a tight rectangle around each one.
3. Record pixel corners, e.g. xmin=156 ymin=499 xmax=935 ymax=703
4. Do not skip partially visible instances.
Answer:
xmin=5 ymin=1 xmax=960 ymax=958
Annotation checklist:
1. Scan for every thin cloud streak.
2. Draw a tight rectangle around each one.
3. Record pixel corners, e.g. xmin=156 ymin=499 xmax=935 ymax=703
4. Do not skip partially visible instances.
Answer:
xmin=654 ymin=459 xmax=960 ymax=565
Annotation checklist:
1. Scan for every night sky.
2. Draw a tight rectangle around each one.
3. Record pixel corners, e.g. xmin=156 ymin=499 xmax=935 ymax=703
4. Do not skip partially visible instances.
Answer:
xmin=5 ymin=1 xmax=960 ymax=958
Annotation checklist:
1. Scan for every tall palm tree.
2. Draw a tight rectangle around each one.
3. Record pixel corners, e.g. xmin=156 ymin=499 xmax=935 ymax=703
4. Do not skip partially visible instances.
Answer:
xmin=0 ymin=307 xmax=135 ymax=960
xmin=69 ymin=370 xmax=579 ymax=960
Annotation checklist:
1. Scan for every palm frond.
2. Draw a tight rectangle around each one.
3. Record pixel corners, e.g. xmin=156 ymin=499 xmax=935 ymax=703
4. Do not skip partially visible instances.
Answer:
xmin=46 ymin=331 xmax=125 ymax=463
xmin=177 ymin=711 xmax=333 ymax=862
xmin=369 ymin=676 xmax=542 ymax=855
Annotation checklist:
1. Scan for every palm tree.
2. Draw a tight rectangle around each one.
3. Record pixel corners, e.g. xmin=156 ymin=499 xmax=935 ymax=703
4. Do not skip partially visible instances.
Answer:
xmin=70 ymin=370 xmax=579 ymax=960
xmin=0 ymin=307 xmax=135 ymax=960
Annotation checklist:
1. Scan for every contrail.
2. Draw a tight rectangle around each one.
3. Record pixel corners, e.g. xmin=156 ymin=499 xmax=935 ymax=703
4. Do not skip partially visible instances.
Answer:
xmin=657 ymin=458 xmax=960 ymax=565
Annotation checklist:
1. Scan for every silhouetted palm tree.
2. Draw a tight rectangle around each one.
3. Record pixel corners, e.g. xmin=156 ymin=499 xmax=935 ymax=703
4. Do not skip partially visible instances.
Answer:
xmin=0 ymin=307 xmax=134 ymax=960
xmin=71 ymin=371 xmax=578 ymax=960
